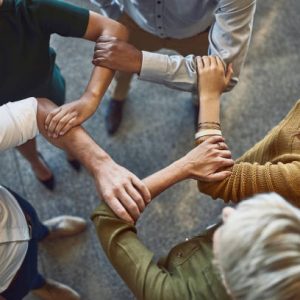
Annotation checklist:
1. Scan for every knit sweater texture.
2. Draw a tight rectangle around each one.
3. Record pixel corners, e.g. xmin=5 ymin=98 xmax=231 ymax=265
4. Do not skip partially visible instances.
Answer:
xmin=198 ymin=100 xmax=300 ymax=205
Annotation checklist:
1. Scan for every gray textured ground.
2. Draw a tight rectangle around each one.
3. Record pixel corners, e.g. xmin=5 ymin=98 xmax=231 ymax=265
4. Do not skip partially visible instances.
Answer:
xmin=1 ymin=0 xmax=300 ymax=299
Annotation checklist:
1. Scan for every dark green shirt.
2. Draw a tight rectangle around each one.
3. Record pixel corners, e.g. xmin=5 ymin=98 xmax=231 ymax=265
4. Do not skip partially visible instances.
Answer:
xmin=0 ymin=0 xmax=89 ymax=105
xmin=92 ymin=204 xmax=231 ymax=300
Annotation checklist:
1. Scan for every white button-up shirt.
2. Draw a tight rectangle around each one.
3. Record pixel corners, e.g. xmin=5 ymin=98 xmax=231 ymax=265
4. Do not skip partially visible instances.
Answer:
xmin=0 ymin=97 xmax=39 ymax=151
xmin=0 ymin=186 xmax=30 ymax=293
xmin=91 ymin=0 xmax=256 ymax=91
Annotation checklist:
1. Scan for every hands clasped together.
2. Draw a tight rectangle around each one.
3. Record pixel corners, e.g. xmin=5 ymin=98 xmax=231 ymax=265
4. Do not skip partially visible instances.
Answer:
xmin=43 ymin=35 xmax=234 ymax=224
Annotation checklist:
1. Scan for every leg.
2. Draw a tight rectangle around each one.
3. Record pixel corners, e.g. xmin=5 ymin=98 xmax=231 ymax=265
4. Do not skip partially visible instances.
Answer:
xmin=16 ymin=138 xmax=55 ymax=189
xmin=106 ymin=13 xmax=164 ymax=134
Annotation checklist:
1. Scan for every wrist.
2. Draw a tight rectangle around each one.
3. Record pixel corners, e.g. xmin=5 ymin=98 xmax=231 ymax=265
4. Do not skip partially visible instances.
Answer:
xmin=172 ymin=158 xmax=191 ymax=181
xmin=85 ymin=150 xmax=112 ymax=177
xmin=200 ymin=93 xmax=221 ymax=102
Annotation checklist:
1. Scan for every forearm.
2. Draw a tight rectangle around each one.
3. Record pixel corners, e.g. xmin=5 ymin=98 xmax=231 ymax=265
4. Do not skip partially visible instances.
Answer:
xmin=143 ymin=159 xmax=188 ymax=199
xmin=37 ymin=98 xmax=110 ymax=175
xmin=82 ymin=11 xmax=129 ymax=104
xmin=139 ymin=52 xmax=198 ymax=92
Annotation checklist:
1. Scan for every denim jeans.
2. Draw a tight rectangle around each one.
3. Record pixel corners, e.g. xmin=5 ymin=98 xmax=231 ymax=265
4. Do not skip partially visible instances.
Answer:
xmin=1 ymin=188 xmax=49 ymax=300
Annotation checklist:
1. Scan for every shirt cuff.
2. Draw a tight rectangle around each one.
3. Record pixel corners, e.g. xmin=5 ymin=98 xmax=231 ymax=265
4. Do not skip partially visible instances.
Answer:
xmin=139 ymin=51 xmax=169 ymax=82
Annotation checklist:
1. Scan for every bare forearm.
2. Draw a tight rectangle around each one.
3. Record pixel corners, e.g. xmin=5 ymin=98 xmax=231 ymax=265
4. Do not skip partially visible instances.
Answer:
xmin=199 ymin=95 xmax=220 ymax=124
xmin=37 ymin=98 xmax=109 ymax=175
xmin=83 ymin=11 xmax=129 ymax=103
xmin=143 ymin=162 xmax=184 ymax=199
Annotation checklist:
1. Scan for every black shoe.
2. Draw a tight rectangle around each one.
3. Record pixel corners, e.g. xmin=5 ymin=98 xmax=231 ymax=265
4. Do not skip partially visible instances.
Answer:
xmin=67 ymin=159 xmax=81 ymax=171
xmin=105 ymin=98 xmax=124 ymax=135
xmin=37 ymin=152 xmax=55 ymax=191
xmin=194 ymin=103 xmax=199 ymax=131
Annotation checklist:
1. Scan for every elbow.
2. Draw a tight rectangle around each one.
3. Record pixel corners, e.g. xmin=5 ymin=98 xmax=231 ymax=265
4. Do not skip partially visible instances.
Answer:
xmin=102 ymin=22 xmax=129 ymax=42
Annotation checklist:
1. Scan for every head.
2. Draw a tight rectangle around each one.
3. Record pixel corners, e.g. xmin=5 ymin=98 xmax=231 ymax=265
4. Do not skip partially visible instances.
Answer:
xmin=213 ymin=193 xmax=300 ymax=300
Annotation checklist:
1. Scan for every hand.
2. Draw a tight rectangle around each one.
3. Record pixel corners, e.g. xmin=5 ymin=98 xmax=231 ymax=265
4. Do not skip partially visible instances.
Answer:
xmin=197 ymin=56 xmax=233 ymax=98
xmin=45 ymin=97 xmax=98 ymax=138
xmin=92 ymin=36 xmax=142 ymax=74
xmin=179 ymin=136 xmax=234 ymax=182
xmin=93 ymin=157 xmax=151 ymax=223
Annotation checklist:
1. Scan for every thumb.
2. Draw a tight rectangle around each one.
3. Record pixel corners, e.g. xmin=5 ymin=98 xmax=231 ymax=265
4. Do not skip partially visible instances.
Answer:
xmin=225 ymin=63 xmax=234 ymax=86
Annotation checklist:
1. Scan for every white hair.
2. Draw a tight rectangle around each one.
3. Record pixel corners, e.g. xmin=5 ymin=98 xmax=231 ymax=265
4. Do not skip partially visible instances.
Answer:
xmin=216 ymin=193 xmax=300 ymax=300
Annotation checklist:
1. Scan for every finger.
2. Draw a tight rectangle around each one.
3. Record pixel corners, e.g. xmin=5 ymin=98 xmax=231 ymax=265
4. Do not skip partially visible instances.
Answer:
xmin=216 ymin=56 xmax=224 ymax=67
xmin=117 ymin=189 xmax=141 ymax=221
xmin=53 ymin=113 xmax=77 ymax=137
xmin=220 ymin=158 xmax=235 ymax=168
xmin=59 ymin=116 xmax=78 ymax=136
xmin=93 ymin=49 xmax=107 ymax=59
xmin=210 ymin=56 xmax=218 ymax=68
xmin=45 ymin=107 xmax=62 ymax=130
xmin=92 ymin=58 xmax=108 ymax=68
xmin=205 ymin=171 xmax=232 ymax=182
xmin=196 ymin=56 xmax=204 ymax=71
xmin=204 ymin=135 xmax=225 ymax=145
xmin=131 ymin=176 xmax=151 ymax=203
xmin=217 ymin=142 xmax=229 ymax=150
xmin=125 ymin=184 xmax=146 ymax=212
xmin=47 ymin=109 xmax=70 ymax=137
xmin=217 ymin=150 xmax=232 ymax=159
xmin=225 ymin=63 xmax=234 ymax=84
xmin=202 ymin=56 xmax=210 ymax=68
xmin=96 ymin=35 xmax=117 ymax=43
xmin=109 ymin=197 xmax=134 ymax=224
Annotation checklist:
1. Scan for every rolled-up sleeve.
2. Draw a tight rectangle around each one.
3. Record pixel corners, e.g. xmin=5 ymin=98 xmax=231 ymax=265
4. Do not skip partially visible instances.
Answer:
xmin=209 ymin=0 xmax=256 ymax=90
xmin=0 ymin=98 xmax=39 ymax=151
xmin=139 ymin=0 xmax=256 ymax=92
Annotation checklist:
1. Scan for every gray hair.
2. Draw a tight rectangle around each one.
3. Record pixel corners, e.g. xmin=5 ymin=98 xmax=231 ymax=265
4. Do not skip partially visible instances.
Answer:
xmin=217 ymin=193 xmax=300 ymax=300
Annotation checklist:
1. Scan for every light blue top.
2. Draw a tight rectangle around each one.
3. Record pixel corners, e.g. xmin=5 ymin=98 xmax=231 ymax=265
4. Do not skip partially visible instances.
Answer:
xmin=91 ymin=0 xmax=256 ymax=91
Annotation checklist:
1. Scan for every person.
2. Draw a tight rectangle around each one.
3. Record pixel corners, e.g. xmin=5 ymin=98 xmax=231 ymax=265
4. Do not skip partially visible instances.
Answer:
xmin=92 ymin=187 xmax=300 ymax=298
xmin=191 ymin=56 xmax=300 ymax=206
xmin=0 ymin=185 xmax=87 ymax=300
xmin=91 ymin=0 xmax=256 ymax=134
xmin=0 ymin=96 xmax=150 ymax=223
xmin=0 ymin=0 xmax=128 ymax=189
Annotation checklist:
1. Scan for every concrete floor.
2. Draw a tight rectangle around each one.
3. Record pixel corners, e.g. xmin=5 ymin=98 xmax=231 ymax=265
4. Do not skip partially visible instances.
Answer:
xmin=1 ymin=0 xmax=300 ymax=299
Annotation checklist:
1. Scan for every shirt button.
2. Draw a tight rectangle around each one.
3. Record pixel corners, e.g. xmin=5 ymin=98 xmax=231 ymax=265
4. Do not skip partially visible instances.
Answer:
xmin=158 ymin=26 xmax=162 ymax=29
xmin=157 ymin=15 xmax=161 ymax=18
xmin=157 ymin=0 xmax=161 ymax=3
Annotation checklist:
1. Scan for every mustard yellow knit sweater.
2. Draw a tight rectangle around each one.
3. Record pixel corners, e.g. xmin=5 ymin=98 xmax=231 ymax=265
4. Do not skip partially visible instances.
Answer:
xmin=198 ymin=100 xmax=300 ymax=206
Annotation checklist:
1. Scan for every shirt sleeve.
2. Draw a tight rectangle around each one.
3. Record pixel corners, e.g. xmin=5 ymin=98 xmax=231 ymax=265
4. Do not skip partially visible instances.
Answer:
xmin=198 ymin=161 xmax=300 ymax=206
xmin=89 ymin=0 xmax=123 ymax=20
xmin=0 ymin=98 xmax=39 ymax=151
xmin=91 ymin=204 xmax=188 ymax=300
xmin=33 ymin=0 xmax=90 ymax=37
xmin=139 ymin=0 xmax=256 ymax=92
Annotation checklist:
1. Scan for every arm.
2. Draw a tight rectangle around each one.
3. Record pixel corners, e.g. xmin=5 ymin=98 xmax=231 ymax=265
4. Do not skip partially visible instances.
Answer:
xmin=143 ymin=136 xmax=233 ymax=199
xmin=42 ymin=1 xmax=128 ymax=137
xmin=0 ymin=98 xmax=39 ymax=151
xmin=198 ymin=161 xmax=300 ymax=206
xmin=38 ymin=98 xmax=150 ymax=224
xmin=92 ymin=204 xmax=187 ymax=300
xmin=92 ymin=0 xmax=256 ymax=92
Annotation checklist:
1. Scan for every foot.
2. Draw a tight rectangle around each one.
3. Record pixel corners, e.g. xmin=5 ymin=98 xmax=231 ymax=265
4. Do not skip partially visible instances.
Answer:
xmin=32 ymin=278 xmax=80 ymax=300
xmin=105 ymin=98 xmax=124 ymax=135
xmin=42 ymin=216 xmax=87 ymax=241
xmin=33 ymin=153 xmax=55 ymax=190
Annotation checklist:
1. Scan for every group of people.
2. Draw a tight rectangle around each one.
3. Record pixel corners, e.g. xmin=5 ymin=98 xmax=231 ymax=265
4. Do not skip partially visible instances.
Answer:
xmin=1 ymin=0 xmax=300 ymax=299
